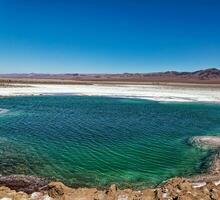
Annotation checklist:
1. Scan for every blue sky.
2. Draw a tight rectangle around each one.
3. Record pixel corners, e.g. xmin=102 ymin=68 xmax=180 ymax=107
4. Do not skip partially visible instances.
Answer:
xmin=0 ymin=0 xmax=219 ymax=73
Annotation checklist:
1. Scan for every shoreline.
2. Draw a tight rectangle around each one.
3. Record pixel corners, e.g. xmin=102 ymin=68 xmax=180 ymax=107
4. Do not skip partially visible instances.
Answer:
xmin=188 ymin=136 xmax=220 ymax=182
xmin=1 ymin=83 xmax=220 ymax=103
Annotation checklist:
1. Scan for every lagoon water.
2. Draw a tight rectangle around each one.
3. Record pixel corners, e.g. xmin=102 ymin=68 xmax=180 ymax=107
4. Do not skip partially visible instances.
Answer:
xmin=0 ymin=96 xmax=220 ymax=189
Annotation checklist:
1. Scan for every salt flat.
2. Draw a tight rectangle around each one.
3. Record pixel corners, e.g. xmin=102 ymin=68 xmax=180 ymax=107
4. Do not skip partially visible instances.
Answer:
xmin=0 ymin=83 xmax=220 ymax=102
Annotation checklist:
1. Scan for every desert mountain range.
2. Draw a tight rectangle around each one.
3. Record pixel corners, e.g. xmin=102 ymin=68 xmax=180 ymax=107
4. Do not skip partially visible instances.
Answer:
xmin=1 ymin=68 xmax=220 ymax=84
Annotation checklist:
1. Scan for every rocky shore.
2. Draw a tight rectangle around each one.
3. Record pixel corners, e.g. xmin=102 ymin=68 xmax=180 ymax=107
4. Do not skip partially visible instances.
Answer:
xmin=1 ymin=136 xmax=220 ymax=200
xmin=1 ymin=176 xmax=220 ymax=200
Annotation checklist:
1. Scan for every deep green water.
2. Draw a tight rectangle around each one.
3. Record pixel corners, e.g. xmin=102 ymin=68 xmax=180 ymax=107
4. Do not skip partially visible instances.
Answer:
xmin=0 ymin=96 xmax=220 ymax=189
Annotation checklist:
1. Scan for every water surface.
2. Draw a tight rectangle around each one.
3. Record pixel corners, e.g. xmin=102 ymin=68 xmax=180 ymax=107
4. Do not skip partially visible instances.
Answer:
xmin=0 ymin=96 xmax=220 ymax=188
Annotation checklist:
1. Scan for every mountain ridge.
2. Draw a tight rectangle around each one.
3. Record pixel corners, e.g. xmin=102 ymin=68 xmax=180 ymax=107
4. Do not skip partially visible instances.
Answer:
xmin=1 ymin=68 xmax=220 ymax=84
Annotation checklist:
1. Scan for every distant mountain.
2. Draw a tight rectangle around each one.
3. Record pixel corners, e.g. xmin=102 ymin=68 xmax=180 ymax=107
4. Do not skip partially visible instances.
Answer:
xmin=1 ymin=68 xmax=220 ymax=84
xmin=191 ymin=68 xmax=220 ymax=79
xmin=147 ymin=68 xmax=220 ymax=79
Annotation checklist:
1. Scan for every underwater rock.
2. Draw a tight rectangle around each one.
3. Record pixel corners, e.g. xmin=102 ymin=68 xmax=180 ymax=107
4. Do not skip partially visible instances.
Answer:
xmin=0 ymin=109 xmax=9 ymax=114
xmin=0 ymin=175 xmax=50 ymax=194
xmin=190 ymin=136 xmax=220 ymax=149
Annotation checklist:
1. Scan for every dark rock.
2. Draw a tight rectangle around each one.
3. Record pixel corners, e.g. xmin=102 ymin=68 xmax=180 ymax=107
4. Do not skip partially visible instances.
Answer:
xmin=0 ymin=175 xmax=50 ymax=194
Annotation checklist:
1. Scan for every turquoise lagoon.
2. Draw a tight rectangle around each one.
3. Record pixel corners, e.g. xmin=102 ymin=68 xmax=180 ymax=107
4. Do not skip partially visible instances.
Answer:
xmin=0 ymin=96 xmax=220 ymax=189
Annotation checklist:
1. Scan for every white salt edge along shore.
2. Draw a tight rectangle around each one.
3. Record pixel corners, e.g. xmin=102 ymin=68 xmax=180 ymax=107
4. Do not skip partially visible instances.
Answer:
xmin=190 ymin=136 xmax=220 ymax=148
xmin=0 ymin=83 xmax=220 ymax=102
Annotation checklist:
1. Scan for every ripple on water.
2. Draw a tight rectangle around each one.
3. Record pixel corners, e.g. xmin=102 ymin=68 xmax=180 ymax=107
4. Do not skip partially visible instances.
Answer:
xmin=0 ymin=96 xmax=220 ymax=189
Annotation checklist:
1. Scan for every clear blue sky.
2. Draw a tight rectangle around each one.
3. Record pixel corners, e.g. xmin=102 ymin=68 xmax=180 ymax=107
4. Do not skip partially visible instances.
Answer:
xmin=0 ymin=0 xmax=219 ymax=73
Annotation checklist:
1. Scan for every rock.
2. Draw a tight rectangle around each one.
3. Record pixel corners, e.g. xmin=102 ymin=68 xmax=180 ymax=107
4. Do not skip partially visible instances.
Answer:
xmin=0 ymin=186 xmax=29 ymax=200
xmin=70 ymin=188 xmax=98 ymax=199
xmin=0 ymin=175 xmax=50 ymax=194
xmin=190 ymin=136 xmax=220 ymax=149
xmin=178 ymin=193 xmax=195 ymax=200
xmin=3 ymin=176 xmax=220 ymax=199
xmin=117 ymin=194 xmax=128 ymax=200
xmin=142 ymin=189 xmax=156 ymax=200
xmin=30 ymin=192 xmax=46 ymax=200
xmin=103 ymin=184 xmax=117 ymax=200
xmin=47 ymin=182 xmax=65 ymax=198
xmin=109 ymin=184 xmax=117 ymax=193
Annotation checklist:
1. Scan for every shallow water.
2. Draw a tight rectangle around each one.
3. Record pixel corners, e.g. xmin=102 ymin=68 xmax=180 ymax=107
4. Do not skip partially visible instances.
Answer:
xmin=0 ymin=96 xmax=220 ymax=189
